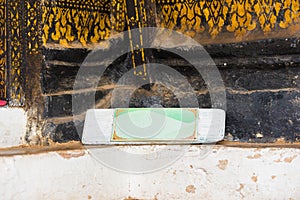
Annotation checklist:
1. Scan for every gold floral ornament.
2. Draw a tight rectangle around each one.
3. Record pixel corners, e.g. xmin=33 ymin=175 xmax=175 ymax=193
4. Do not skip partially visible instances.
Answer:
xmin=279 ymin=0 xmax=300 ymax=29
xmin=27 ymin=1 xmax=40 ymax=54
xmin=160 ymin=1 xmax=205 ymax=38
xmin=51 ymin=8 xmax=75 ymax=46
xmin=0 ymin=0 xmax=5 ymax=88
xmin=42 ymin=0 xmax=112 ymax=47
xmin=253 ymin=0 xmax=281 ymax=33
xmin=178 ymin=0 xmax=205 ymax=37
xmin=90 ymin=13 xmax=111 ymax=43
xmin=41 ymin=0 xmax=299 ymax=46
xmin=226 ymin=0 xmax=256 ymax=37
xmin=8 ymin=0 xmax=24 ymax=105
xmin=203 ymin=0 xmax=229 ymax=38
xmin=110 ymin=0 xmax=126 ymax=32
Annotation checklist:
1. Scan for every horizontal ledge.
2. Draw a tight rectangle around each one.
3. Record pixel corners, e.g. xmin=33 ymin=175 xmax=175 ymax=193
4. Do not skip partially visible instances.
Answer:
xmin=44 ymin=54 xmax=300 ymax=69
xmin=43 ymin=87 xmax=300 ymax=97
xmin=217 ymin=141 xmax=300 ymax=148
xmin=0 ymin=142 xmax=299 ymax=157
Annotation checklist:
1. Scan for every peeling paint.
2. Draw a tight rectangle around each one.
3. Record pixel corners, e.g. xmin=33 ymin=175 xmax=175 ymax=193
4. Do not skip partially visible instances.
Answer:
xmin=236 ymin=184 xmax=245 ymax=198
xmin=284 ymin=155 xmax=297 ymax=163
xmin=217 ymin=160 xmax=229 ymax=170
xmin=58 ymin=150 xmax=85 ymax=159
xmin=273 ymin=154 xmax=297 ymax=163
xmin=185 ymin=185 xmax=196 ymax=193
xmin=124 ymin=197 xmax=141 ymax=200
xmin=0 ymin=146 xmax=299 ymax=199
xmin=274 ymin=158 xmax=282 ymax=163
xmin=251 ymin=176 xmax=258 ymax=182
xmin=247 ymin=153 xmax=262 ymax=159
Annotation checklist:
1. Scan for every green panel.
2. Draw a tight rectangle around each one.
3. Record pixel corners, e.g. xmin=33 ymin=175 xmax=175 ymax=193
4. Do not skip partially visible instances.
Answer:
xmin=112 ymin=108 xmax=198 ymax=142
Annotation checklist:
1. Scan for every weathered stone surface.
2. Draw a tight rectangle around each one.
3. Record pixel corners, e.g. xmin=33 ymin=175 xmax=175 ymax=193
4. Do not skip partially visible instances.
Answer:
xmin=226 ymin=91 xmax=300 ymax=142
xmin=45 ymin=91 xmax=109 ymax=118
xmin=43 ymin=121 xmax=82 ymax=143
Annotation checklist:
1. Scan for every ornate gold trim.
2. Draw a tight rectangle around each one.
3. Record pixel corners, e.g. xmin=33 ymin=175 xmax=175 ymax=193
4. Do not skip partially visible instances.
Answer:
xmin=158 ymin=0 xmax=300 ymax=38
xmin=7 ymin=0 xmax=24 ymax=106
xmin=26 ymin=0 xmax=40 ymax=55
xmin=41 ymin=0 xmax=299 ymax=47
xmin=42 ymin=0 xmax=112 ymax=47
xmin=0 ymin=0 xmax=6 ymax=99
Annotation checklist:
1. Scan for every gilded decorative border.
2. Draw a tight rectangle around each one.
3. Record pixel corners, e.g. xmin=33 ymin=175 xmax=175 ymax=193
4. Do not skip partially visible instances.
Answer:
xmin=157 ymin=0 xmax=300 ymax=38
xmin=26 ymin=0 xmax=40 ymax=55
xmin=42 ymin=0 xmax=113 ymax=46
xmin=41 ymin=0 xmax=299 ymax=47
xmin=7 ymin=0 xmax=25 ymax=106
xmin=0 ymin=0 xmax=6 ymax=99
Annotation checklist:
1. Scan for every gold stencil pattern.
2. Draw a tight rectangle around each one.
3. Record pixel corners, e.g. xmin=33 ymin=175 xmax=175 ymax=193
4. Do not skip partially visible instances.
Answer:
xmin=160 ymin=0 xmax=205 ymax=38
xmin=42 ymin=0 xmax=299 ymax=46
xmin=111 ymin=0 xmax=126 ymax=32
xmin=0 ymin=0 xmax=6 ymax=99
xmin=42 ymin=0 xmax=113 ymax=46
xmin=7 ymin=0 xmax=24 ymax=105
xmin=26 ymin=0 xmax=40 ymax=54
xmin=158 ymin=0 xmax=300 ymax=38
xmin=226 ymin=0 xmax=257 ymax=37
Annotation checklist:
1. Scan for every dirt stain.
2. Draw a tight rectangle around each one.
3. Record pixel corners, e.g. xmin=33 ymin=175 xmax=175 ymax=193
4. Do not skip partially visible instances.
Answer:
xmin=58 ymin=150 xmax=85 ymax=159
xmin=247 ymin=153 xmax=262 ymax=159
xmin=236 ymin=183 xmax=245 ymax=198
xmin=217 ymin=160 xmax=228 ymax=170
xmin=124 ymin=197 xmax=140 ymax=200
xmin=284 ymin=155 xmax=297 ymax=163
xmin=186 ymin=185 xmax=196 ymax=193
xmin=251 ymin=175 xmax=258 ymax=182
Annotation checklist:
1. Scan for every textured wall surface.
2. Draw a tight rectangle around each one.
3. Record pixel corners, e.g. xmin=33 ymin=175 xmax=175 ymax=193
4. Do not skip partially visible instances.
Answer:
xmin=42 ymin=38 xmax=300 ymax=143
xmin=0 ymin=108 xmax=26 ymax=148
xmin=0 ymin=0 xmax=299 ymax=143
xmin=0 ymin=146 xmax=299 ymax=199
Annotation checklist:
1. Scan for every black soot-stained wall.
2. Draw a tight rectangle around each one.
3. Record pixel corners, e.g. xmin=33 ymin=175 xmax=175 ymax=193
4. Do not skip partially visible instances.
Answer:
xmin=0 ymin=0 xmax=299 ymax=144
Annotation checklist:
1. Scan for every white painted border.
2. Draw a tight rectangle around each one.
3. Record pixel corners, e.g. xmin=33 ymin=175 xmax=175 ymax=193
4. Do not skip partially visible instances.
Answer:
xmin=82 ymin=108 xmax=225 ymax=144
xmin=0 ymin=146 xmax=298 ymax=199
xmin=0 ymin=108 xmax=26 ymax=148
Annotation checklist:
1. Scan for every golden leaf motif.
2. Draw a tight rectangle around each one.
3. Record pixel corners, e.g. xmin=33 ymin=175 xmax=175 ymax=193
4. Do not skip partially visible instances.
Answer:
xmin=41 ymin=0 xmax=300 ymax=45
xmin=42 ymin=0 xmax=113 ymax=47
xmin=160 ymin=1 xmax=205 ymax=38
xmin=203 ymin=0 xmax=229 ymax=38
xmin=279 ymin=0 xmax=300 ymax=28
xmin=253 ymin=0 xmax=280 ymax=33
xmin=226 ymin=0 xmax=256 ymax=37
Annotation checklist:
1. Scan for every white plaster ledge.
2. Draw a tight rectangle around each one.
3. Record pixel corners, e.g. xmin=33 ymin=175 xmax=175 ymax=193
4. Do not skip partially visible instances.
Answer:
xmin=0 ymin=146 xmax=299 ymax=199
xmin=0 ymin=108 xmax=26 ymax=148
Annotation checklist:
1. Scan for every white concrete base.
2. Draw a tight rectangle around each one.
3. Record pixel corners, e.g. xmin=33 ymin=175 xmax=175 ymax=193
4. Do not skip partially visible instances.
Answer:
xmin=0 ymin=108 xmax=26 ymax=148
xmin=0 ymin=146 xmax=299 ymax=199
